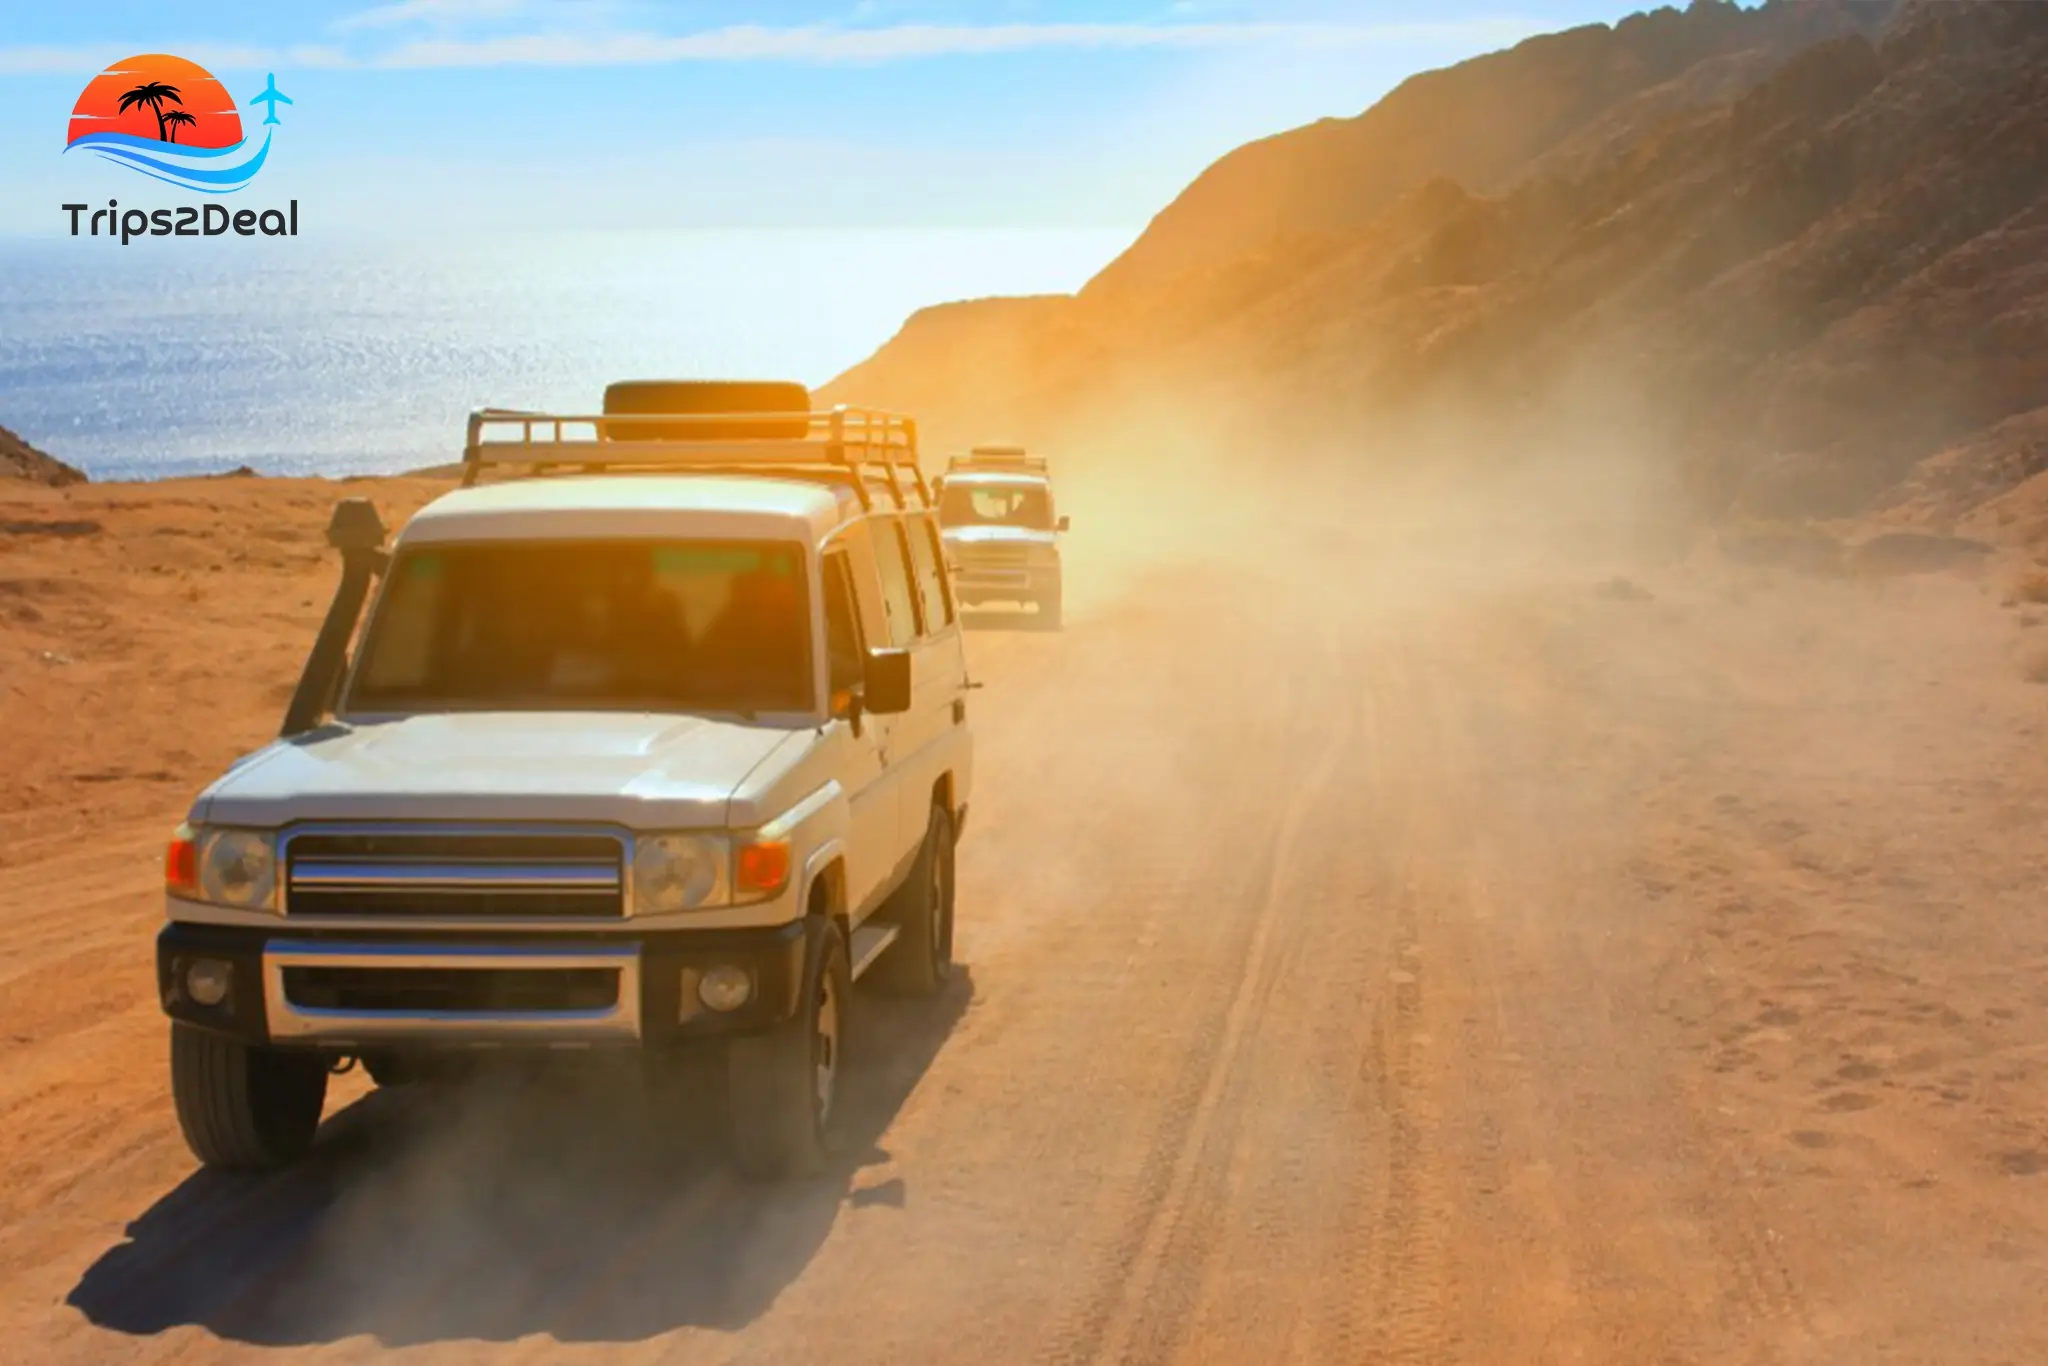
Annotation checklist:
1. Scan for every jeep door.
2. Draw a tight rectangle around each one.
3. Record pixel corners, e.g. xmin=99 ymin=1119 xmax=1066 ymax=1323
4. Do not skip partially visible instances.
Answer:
xmin=821 ymin=532 xmax=901 ymax=920
xmin=865 ymin=512 xmax=946 ymax=898
xmin=890 ymin=512 xmax=972 ymax=842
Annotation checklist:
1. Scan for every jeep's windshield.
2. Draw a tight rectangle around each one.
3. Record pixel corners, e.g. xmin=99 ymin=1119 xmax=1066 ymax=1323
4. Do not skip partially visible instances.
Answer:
xmin=346 ymin=539 xmax=812 ymax=715
xmin=939 ymin=482 xmax=1053 ymax=531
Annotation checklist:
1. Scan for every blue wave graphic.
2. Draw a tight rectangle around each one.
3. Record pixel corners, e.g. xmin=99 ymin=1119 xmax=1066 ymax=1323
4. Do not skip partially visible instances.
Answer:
xmin=64 ymin=129 xmax=271 ymax=194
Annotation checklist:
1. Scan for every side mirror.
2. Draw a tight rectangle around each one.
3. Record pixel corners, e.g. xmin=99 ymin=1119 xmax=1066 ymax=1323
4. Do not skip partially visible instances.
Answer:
xmin=863 ymin=648 xmax=913 ymax=716
xmin=1056 ymin=515 xmax=1071 ymax=533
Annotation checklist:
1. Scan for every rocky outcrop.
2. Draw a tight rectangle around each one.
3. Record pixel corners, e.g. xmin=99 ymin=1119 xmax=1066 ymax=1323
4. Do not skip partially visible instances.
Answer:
xmin=0 ymin=425 xmax=86 ymax=487
xmin=1078 ymin=0 xmax=1898 ymax=306
xmin=828 ymin=0 xmax=2048 ymax=542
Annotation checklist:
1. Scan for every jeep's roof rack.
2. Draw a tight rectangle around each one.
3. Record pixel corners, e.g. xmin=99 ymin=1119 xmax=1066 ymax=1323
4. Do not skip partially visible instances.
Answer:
xmin=948 ymin=444 xmax=1048 ymax=475
xmin=461 ymin=404 xmax=930 ymax=511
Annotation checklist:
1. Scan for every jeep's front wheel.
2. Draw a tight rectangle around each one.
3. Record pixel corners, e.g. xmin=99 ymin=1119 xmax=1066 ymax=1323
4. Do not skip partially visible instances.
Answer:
xmin=170 ymin=1024 xmax=328 ymax=1171
xmin=1038 ymin=583 xmax=1064 ymax=630
xmin=726 ymin=923 xmax=848 ymax=1180
xmin=870 ymin=803 xmax=955 ymax=997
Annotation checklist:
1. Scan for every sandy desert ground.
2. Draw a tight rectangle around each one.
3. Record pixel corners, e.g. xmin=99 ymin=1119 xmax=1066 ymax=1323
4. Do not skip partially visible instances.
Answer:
xmin=2 ymin=465 xmax=2047 ymax=1364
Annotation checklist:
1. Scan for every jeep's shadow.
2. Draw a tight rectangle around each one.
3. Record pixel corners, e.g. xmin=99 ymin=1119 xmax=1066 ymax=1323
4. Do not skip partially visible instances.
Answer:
xmin=69 ymin=971 xmax=974 ymax=1348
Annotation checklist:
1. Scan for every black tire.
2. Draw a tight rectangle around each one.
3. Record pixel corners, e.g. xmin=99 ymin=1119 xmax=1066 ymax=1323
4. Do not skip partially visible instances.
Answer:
xmin=726 ymin=922 xmax=848 ymax=1180
xmin=869 ymin=804 xmax=956 ymax=997
xmin=170 ymin=1024 xmax=328 ymax=1172
xmin=1039 ymin=583 xmax=1064 ymax=630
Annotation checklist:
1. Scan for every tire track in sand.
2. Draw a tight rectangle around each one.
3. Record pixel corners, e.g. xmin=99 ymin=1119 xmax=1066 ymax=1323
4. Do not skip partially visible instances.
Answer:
xmin=1353 ymin=641 xmax=1455 ymax=1366
xmin=1036 ymin=626 xmax=1358 ymax=1366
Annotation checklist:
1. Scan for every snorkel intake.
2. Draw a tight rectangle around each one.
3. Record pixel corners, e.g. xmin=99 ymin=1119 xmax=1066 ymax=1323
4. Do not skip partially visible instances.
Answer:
xmin=280 ymin=498 xmax=388 ymax=738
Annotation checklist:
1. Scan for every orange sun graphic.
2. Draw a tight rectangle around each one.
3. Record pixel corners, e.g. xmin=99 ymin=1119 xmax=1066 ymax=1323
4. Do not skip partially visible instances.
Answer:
xmin=67 ymin=54 xmax=243 ymax=151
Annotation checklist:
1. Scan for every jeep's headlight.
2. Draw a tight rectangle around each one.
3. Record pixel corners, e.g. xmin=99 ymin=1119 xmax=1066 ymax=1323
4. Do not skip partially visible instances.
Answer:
xmin=196 ymin=828 xmax=278 ymax=911
xmin=633 ymin=833 xmax=730 ymax=914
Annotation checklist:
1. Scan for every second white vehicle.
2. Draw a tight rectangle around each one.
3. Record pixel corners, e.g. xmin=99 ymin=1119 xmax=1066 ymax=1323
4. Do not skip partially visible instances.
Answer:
xmin=935 ymin=444 xmax=1068 ymax=628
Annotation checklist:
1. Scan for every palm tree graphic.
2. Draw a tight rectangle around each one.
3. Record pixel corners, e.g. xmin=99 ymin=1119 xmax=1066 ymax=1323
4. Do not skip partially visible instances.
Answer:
xmin=117 ymin=81 xmax=184 ymax=141
xmin=161 ymin=110 xmax=197 ymax=144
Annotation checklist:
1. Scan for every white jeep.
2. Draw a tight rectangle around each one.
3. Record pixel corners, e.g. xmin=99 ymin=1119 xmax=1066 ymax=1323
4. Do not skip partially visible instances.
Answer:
xmin=934 ymin=445 xmax=1068 ymax=627
xmin=155 ymin=382 xmax=974 ymax=1180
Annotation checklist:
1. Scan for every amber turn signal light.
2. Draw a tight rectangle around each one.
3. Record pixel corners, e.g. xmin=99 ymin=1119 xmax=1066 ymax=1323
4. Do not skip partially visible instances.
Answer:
xmin=165 ymin=824 xmax=199 ymax=898
xmin=735 ymin=839 xmax=791 ymax=898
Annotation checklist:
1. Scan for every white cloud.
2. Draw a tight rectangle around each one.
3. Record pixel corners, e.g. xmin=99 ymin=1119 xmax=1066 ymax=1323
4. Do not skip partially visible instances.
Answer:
xmin=0 ymin=42 xmax=350 ymax=74
xmin=290 ymin=45 xmax=357 ymax=68
xmin=371 ymin=18 xmax=1539 ymax=68
xmin=0 ymin=17 xmax=1536 ymax=75
xmin=0 ymin=46 xmax=113 ymax=74
xmin=332 ymin=0 xmax=544 ymax=34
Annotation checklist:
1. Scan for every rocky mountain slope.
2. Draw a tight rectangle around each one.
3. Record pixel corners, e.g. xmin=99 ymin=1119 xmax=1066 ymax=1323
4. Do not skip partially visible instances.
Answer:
xmin=825 ymin=0 xmax=2048 ymax=541
xmin=0 ymin=425 xmax=84 ymax=487
xmin=1081 ymin=0 xmax=1897 ymax=305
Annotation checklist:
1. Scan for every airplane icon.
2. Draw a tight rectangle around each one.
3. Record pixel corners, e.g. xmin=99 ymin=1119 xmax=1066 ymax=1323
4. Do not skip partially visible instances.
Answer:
xmin=249 ymin=74 xmax=292 ymax=126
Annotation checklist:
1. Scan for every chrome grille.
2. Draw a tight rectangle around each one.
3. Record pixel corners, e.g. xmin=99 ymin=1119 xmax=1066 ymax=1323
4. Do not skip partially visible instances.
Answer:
xmin=282 ymin=828 xmax=627 ymax=919
xmin=959 ymin=543 xmax=1030 ymax=567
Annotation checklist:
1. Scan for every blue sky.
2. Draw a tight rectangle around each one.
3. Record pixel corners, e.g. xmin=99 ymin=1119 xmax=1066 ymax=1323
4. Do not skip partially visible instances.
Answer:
xmin=2 ymin=1 xmax=1677 ymax=236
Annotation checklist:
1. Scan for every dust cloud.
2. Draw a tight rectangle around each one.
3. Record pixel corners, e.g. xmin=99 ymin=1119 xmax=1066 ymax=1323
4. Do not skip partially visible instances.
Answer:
xmin=13 ymin=358 xmax=2048 ymax=1362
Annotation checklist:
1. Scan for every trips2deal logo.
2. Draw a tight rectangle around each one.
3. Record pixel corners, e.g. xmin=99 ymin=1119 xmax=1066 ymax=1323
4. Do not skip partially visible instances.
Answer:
xmin=61 ymin=54 xmax=298 ymax=244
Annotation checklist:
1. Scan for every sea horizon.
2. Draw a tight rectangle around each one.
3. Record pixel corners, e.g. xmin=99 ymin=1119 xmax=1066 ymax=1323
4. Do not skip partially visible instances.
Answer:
xmin=0 ymin=226 xmax=1134 ymax=483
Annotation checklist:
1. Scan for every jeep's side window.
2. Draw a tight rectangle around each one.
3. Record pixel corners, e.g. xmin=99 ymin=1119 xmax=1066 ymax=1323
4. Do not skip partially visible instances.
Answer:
xmin=351 ymin=552 xmax=442 ymax=695
xmin=871 ymin=518 xmax=923 ymax=647
xmin=906 ymin=514 xmax=955 ymax=631
xmin=822 ymin=550 xmax=865 ymax=694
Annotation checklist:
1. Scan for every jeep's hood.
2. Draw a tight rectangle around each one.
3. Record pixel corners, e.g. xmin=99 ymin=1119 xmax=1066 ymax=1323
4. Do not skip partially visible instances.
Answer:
xmin=198 ymin=712 xmax=803 ymax=828
xmin=941 ymin=525 xmax=1056 ymax=547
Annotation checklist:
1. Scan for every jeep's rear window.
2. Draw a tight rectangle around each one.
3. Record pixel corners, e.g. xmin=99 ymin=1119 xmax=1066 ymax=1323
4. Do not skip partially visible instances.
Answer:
xmin=347 ymin=539 xmax=812 ymax=715
xmin=939 ymin=483 xmax=1052 ymax=530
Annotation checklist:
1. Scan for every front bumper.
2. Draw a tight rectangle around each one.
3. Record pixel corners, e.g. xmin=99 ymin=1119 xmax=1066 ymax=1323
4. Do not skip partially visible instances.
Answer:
xmin=158 ymin=920 xmax=810 ymax=1050
xmin=952 ymin=564 xmax=1059 ymax=603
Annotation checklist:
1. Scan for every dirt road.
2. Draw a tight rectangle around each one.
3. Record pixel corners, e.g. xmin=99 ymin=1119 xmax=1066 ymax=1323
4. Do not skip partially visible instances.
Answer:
xmin=4 ymin=475 xmax=2047 ymax=1363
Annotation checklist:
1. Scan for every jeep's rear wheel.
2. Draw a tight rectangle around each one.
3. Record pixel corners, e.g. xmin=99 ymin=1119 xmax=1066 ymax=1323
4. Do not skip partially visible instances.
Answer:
xmin=870 ymin=803 xmax=955 ymax=997
xmin=726 ymin=923 xmax=848 ymax=1180
xmin=170 ymin=1024 xmax=328 ymax=1171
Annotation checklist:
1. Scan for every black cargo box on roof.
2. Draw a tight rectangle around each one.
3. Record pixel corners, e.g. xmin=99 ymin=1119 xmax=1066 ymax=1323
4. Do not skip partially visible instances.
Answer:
xmin=601 ymin=380 xmax=810 ymax=441
xmin=951 ymin=444 xmax=1048 ymax=474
